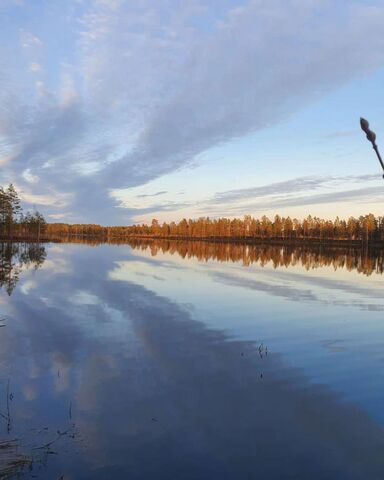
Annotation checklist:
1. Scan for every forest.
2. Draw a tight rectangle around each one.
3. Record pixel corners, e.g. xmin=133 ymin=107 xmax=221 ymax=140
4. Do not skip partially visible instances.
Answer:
xmin=46 ymin=213 xmax=384 ymax=244
xmin=0 ymin=184 xmax=46 ymax=240
xmin=2 ymin=181 xmax=382 ymax=245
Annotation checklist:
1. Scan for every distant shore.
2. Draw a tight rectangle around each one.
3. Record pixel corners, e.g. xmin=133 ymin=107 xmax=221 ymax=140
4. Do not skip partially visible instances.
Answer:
xmin=1 ymin=234 xmax=383 ymax=248
xmin=42 ymin=214 xmax=384 ymax=247
xmin=122 ymin=235 xmax=384 ymax=248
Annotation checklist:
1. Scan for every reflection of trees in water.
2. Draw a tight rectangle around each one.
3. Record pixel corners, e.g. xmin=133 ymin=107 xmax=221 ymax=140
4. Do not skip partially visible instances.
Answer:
xmin=31 ymin=236 xmax=384 ymax=276
xmin=127 ymin=239 xmax=384 ymax=277
xmin=0 ymin=243 xmax=46 ymax=296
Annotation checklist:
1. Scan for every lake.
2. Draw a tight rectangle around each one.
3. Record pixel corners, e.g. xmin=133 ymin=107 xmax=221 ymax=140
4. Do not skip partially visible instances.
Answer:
xmin=1 ymin=240 xmax=384 ymax=479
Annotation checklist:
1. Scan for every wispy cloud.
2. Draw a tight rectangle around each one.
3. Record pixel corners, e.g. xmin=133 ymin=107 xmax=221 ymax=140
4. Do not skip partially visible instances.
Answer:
xmin=194 ymin=174 xmax=384 ymax=218
xmin=125 ymin=174 xmax=383 ymax=222
xmin=249 ymin=185 xmax=384 ymax=211
xmin=209 ymin=177 xmax=324 ymax=204
xmin=136 ymin=191 xmax=168 ymax=199
xmin=113 ymin=201 xmax=191 ymax=218
xmin=209 ymin=176 xmax=373 ymax=205
xmin=322 ymin=130 xmax=357 ymax=140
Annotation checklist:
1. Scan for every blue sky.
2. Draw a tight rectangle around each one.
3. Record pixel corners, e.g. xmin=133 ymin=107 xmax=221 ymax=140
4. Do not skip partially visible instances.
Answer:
xmin=1 ymin=0 xmax=384 ymax=225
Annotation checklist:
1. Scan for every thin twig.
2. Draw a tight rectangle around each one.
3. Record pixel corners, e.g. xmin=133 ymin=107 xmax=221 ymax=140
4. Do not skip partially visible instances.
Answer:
xmin=31 ymin=429 xmax=71 ymax=451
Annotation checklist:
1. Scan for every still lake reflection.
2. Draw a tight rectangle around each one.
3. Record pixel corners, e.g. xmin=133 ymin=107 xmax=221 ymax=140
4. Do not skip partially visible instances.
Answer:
xmin=1 ymin=240 xmax=384 ymax=479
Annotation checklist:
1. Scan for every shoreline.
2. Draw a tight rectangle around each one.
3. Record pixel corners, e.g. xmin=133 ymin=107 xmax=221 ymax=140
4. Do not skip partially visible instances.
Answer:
xmin=0 ymin=234 xmax=383 ymax=249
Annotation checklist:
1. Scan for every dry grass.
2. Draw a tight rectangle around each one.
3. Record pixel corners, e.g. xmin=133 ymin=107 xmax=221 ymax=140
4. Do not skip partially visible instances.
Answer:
xmin=0 ymin=439 xmax=32 ymax=479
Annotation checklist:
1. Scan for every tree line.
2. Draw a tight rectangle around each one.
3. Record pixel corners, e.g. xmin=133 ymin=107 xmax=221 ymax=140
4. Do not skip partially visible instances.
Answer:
xmin=46 ymin=213 xmax=384 ymax=244
xmin=0 ymin=184 xmax=46 ymax=240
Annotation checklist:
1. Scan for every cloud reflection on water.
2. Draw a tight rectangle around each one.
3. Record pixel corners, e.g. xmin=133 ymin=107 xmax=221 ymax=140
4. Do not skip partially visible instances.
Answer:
xmin=0 ymin=242 xmax=384 ymax=478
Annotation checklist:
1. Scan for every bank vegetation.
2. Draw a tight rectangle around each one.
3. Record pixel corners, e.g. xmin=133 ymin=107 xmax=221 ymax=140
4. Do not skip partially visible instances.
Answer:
xmin=45 ymin=214 xmax=384 ymax=245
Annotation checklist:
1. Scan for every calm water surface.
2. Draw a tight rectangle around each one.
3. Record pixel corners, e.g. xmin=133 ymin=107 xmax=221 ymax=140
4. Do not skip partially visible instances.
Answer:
xmin=0 ymin=241 xmax=384 ymax=479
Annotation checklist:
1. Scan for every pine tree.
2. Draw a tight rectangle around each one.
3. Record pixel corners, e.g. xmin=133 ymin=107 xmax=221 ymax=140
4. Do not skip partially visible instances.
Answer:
xmin=5 ymin=184 xmax=21 ymax=238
